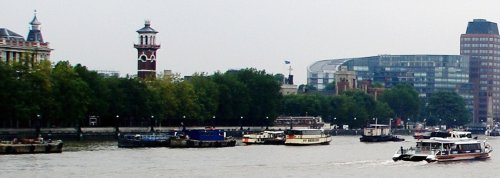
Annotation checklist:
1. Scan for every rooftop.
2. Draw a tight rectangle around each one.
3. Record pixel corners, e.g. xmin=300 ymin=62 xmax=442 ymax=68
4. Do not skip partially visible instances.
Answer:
xmin=0 ymin=28 xmax=25 ymax=41
xmin=466 ymin=19 xmax=499 ymax=35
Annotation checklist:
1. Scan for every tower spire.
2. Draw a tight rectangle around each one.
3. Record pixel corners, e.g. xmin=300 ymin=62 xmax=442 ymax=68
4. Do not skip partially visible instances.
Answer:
xmin=27 ymin=10 xmax=43 ymax=42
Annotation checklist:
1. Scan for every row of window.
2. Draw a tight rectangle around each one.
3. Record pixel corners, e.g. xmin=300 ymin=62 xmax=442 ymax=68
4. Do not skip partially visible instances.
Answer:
xmin=435 ymin=78 xmax=469 ymax=83
xmin=461 ymin=43 xmax=500 ymax=48
xmin=462 ymin=37 xmax=500 ymax=42
xmin=461 ymin=50 xmax=500 ymax=54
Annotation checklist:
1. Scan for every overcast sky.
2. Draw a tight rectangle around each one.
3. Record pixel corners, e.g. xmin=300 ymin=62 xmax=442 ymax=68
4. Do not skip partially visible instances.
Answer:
xmin=2 ymin=0 xmax=499 ymax=84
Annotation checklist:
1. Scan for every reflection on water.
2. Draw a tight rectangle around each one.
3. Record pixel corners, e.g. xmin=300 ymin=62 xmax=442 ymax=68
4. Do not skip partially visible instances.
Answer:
xmin=63 ymin=140 xmax=117 ymax=152
xmin=0 ymin=136 xmax=499 ymax=178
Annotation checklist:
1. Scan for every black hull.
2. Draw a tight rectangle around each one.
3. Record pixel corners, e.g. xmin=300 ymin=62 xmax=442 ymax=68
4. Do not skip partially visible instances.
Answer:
xmin=170 ymin=138 xmax=237 ymax=148
xmin=393 ymin=154 xmax=427 ymax=162
xmin=360 ymin=135 xmax=404 ymax=142
xmin=118 ymin=140 xmax=170 ymax=148
xmin=244 ymin=140 xmax=286 ymax=145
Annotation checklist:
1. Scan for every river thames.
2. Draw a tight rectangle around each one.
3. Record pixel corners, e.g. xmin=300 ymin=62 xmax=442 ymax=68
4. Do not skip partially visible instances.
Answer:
xmin=1 ymin=135 xmax=499 ymax=178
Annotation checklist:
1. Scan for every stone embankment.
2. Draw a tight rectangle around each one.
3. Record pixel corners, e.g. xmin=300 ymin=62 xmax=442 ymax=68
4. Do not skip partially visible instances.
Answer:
xmin=0 ymin=127 xmax=414 ymax=140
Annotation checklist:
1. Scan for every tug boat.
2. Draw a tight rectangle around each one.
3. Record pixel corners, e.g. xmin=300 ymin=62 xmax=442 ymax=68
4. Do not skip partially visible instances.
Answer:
xmin=0 ymin=137 xmax=63 ymax=154
xmin=360 ymin=124 xmax=404 ymax=142
xmin=242 ymin=131 xmax=286 ymax=145
xmin=169 ymin=129 xmax=236 ymax=148
xmin=118 ymin=133 xmax=175 ymax=148
xmin=284 ymin=129 xmax=331 ymax=145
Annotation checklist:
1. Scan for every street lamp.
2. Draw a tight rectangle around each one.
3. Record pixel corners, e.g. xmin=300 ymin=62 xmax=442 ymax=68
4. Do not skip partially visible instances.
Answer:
xmin=265 ymin=116 xmax=269 ymax=130
xmin=333 ymin=117 xmax=337 ymax=129
xmin=212 ymin=115 xmax=216 ymax=128
xmin=240 ymin=116 xmax=244 ymax=130
xmin=150 ymin=115 xmax=155 ymax=132
xmin=36 ymin=114 xmax=41 ymax=136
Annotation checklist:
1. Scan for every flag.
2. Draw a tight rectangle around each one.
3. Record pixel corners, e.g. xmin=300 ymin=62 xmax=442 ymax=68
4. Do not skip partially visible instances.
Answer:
xmin=284 ymin=60 xmax=291 ymax=64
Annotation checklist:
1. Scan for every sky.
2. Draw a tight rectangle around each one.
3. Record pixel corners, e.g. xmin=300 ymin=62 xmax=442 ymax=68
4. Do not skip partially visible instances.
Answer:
xmin=2 ymin=0 xmax=500 ymax=84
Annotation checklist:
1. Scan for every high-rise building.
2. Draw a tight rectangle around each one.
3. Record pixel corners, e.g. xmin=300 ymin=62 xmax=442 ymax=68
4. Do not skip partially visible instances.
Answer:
xmin=460 ymin=19 xmax=500 ymax=123
xmin=0 ymin=11 xmax=51 ymax=64
xmin=134 ymin=20 xmax=160 ymax=79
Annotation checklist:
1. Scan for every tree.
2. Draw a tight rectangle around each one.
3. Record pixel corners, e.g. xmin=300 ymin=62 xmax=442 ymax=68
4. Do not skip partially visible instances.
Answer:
xmin=49 ymin=61 xmax=91 ymax=126
xmin=188 ymin=74 xmax=219 ymax=125
xmin=379 ymin=84 xmax=420 ymax=120
xmin=426 ymin=91 xmax=470 ymax=127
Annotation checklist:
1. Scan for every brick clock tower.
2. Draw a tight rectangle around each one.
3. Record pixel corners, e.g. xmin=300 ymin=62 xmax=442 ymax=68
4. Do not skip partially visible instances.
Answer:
xmin=134 ymin=20 xmax=160 ymax=79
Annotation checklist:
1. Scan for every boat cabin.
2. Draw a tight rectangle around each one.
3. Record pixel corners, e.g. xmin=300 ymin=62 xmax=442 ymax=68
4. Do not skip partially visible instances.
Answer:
xmin=363 ymin=124 xmax=391 ymax=136
xmin=185 ymin=129 xmax=225 ymax=141
xmin=286 ymin=129 xmax=324 ymax=136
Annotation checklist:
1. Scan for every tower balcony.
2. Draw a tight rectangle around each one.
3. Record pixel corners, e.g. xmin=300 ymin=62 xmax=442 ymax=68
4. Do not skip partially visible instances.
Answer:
xmin=134 ymin=44 xmax=161 ymax=49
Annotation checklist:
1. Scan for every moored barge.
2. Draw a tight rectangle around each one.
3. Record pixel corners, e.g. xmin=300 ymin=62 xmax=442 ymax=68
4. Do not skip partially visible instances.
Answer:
xmin=170 ymin=129 xmax=236 ymax=148
xmin=0 ymin=138 xmax=63 ymax=154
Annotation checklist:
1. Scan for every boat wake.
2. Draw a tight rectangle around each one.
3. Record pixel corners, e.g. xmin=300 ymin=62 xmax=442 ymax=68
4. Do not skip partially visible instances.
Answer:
xmin=327 ymin=159 xmax=427 ymax=168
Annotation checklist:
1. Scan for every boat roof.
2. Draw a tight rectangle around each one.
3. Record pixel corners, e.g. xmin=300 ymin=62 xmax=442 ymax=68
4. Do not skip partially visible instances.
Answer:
xmin=288 ymin=128 xmax=323 ymax=131
xmin=263 ymin=131 xmax=284 ymax=134
xmin=368 ymin=124 xmax=389 ymax=127
xmin=429 ymin=137 xmax=479 ymax=143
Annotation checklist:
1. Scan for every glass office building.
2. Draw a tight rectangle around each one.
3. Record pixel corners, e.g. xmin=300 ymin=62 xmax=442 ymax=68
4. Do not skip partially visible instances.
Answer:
xmin=307 ymin=55 xmax=473 ymax=112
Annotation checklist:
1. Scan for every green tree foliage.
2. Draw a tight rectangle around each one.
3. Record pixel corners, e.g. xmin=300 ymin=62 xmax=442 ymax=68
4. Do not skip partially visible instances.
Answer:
xmin=49 ymin=61 xmax=91 ymax=126
xmin=379 ymin=84 xmax=420 ymax=120
xmin=426 ymin=91 xmax=470 ymax=126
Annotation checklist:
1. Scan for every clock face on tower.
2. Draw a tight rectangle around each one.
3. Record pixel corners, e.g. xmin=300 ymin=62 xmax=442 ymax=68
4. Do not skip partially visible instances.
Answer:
xmin=134 ymin=20 xmax=160 ymax=79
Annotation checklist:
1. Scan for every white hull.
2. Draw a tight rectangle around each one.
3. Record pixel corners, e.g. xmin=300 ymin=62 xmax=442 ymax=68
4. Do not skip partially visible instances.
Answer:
xmin=285 ymin=136 xmax=332 ymax=145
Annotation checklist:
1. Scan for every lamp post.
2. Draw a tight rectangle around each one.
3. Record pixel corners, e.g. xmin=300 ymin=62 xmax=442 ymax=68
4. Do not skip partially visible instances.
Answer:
xmin=150 ymin=115 xmax=155 ymax=132
xmin=36 ymin=114 xmax=41 ymax=136
xmin=353 ymin=117 xmax=357 ymax=129
xmin=454 ymin=119 xmax=457 ymax=129
xmin=115 ymin=115 xmax=120 ymax=137
xmin=240 ymin=116 xmax=244 ymax=130
xmin=333 ymin=117 xmax=337 ymax=130
xmin=182 ymin=115 xmax=186 ymax=131
xmin=265 ymin=116 xmax=269 ymax=130
xmin=212 ymin=115 xmax=216 ymax=128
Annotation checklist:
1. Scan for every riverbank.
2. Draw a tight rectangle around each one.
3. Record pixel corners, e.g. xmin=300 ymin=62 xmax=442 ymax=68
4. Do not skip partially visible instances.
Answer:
xmin=0 ymin=127 xmax=416 ymax=141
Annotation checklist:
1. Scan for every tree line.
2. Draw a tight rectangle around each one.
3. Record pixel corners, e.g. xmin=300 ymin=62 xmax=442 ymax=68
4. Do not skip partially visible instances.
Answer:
xmin=0 ymin=60 xmax=470 ymax=129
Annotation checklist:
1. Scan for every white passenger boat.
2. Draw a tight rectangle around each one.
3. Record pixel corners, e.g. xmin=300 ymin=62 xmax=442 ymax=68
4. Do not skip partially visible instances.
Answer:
xmin=242 ymin=131 xmax=285 ymax=145
xmin=284 ymin=129 xmax=331 ymax=145
xmin=393 ymin=131 xmax=492 ymax=162
xmin=424 ymin=137 xmax=492 ymax=162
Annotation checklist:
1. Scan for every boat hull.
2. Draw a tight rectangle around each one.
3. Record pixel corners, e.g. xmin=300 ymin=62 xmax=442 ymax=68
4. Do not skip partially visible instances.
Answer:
xmin=284 ymin=136 xmax=332 ymax=145
xmin=170 ymin=138 xmax=237 ymax=148
xmin=118 ymin=140 xmax=170 ymax=148
xmin=360 ymin=135 xmax=404 ymax=142
xmin=426 ymin=152 xmax=491 ymax=162
xmin=0 ymin=141 xmax=63 ymax=154
xmin=392 ymin=153 xmax=428 ymax=162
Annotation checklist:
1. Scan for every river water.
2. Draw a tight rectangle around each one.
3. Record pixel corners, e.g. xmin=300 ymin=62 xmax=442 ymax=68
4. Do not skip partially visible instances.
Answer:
xmin=1 ymin=135 xmax=499 ymax=178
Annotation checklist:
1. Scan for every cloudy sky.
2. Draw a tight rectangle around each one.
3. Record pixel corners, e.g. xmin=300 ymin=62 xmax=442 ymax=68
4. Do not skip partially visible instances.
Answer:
xmin=2 ymin=0 xmax=499 ymax=84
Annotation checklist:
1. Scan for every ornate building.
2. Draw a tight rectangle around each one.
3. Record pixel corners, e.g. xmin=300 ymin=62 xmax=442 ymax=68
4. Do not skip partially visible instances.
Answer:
xmin=134 ymin=20 xmax=160 ymax=79
xmin=0 ymin=11 xmax=51 ymax=64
